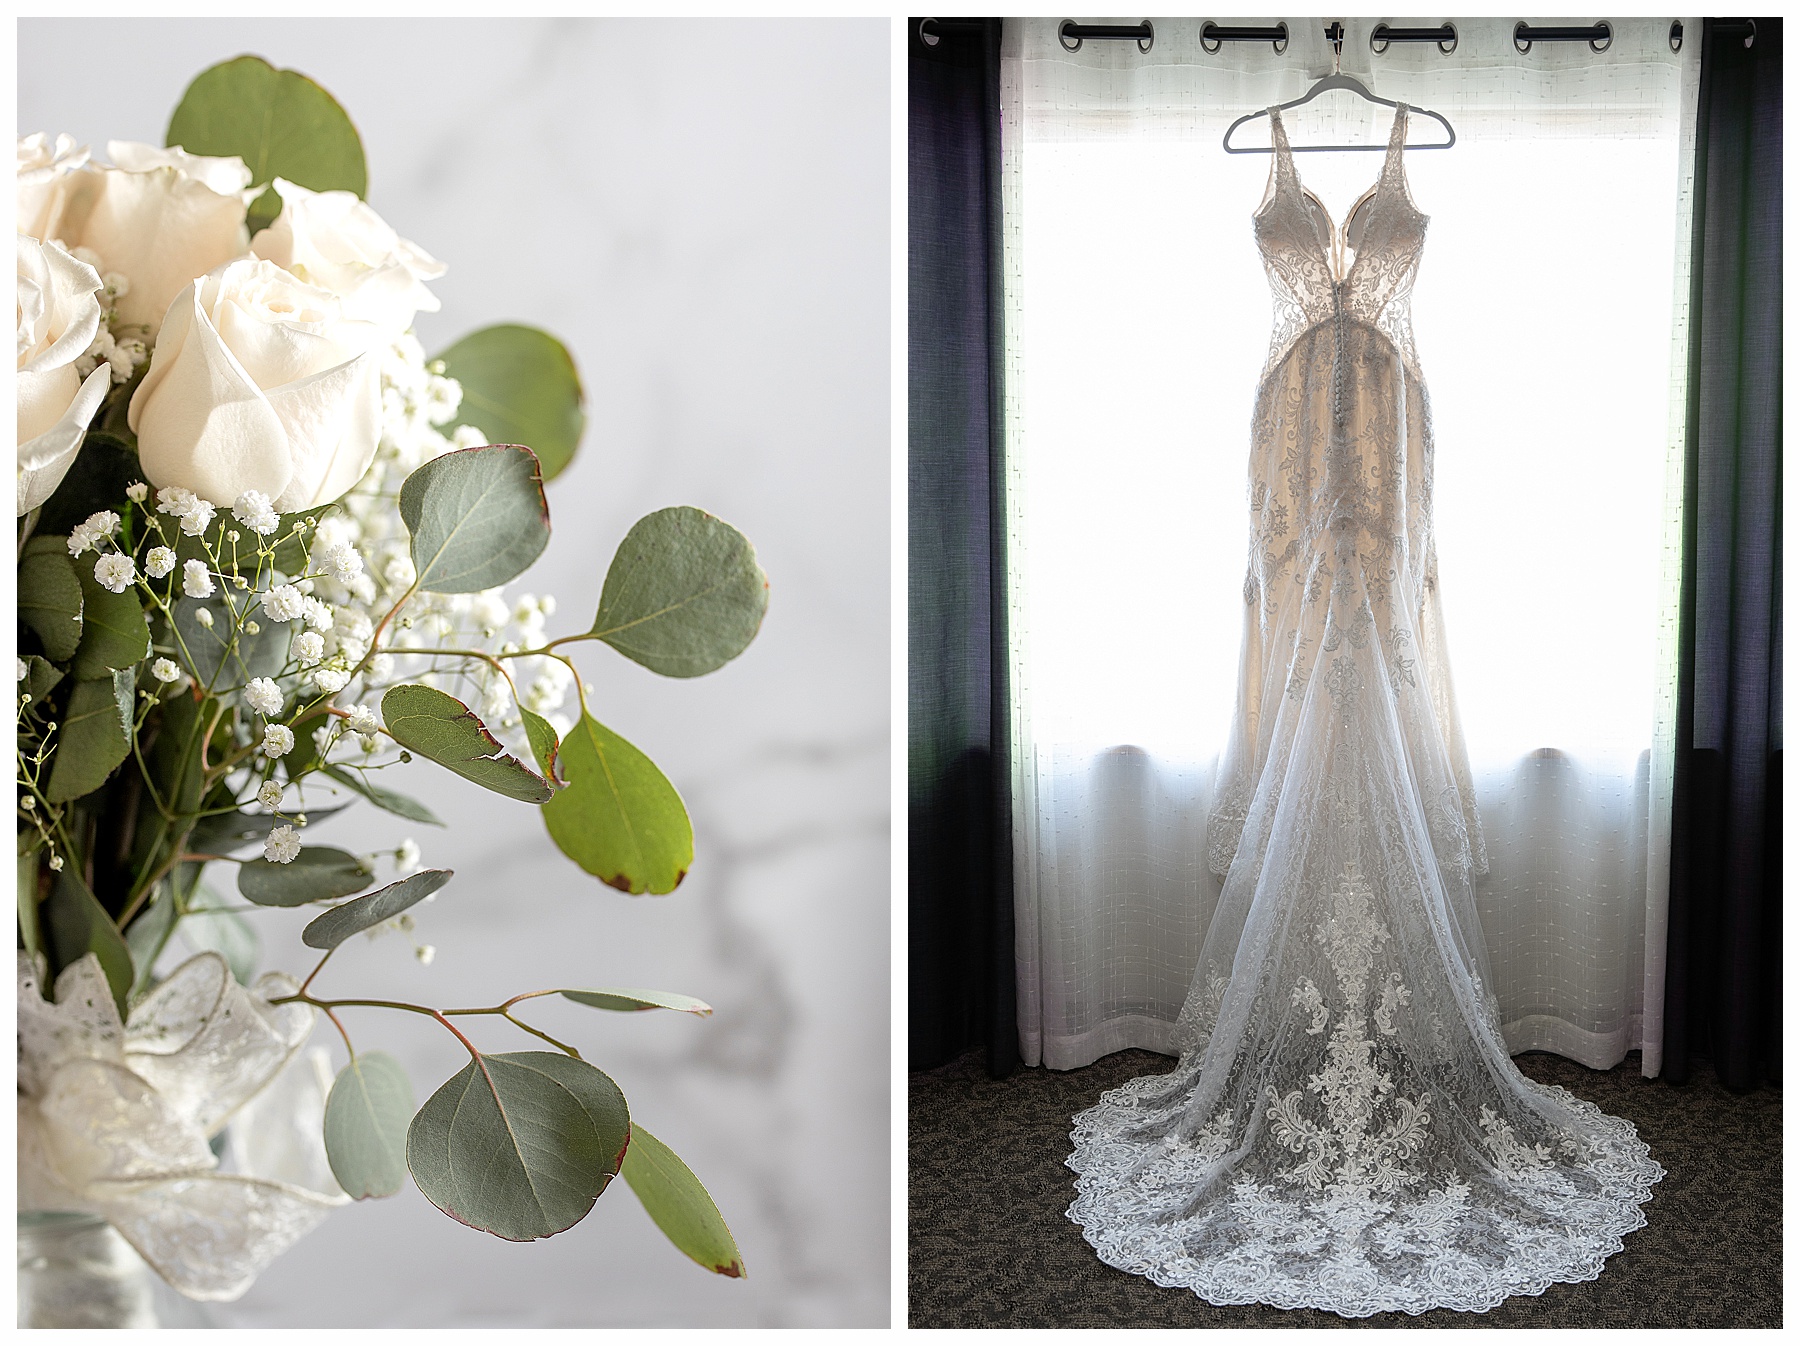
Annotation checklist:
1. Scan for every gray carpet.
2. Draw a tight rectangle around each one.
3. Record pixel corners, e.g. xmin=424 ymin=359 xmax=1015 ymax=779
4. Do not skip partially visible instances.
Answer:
xmin=910 ymin=1047 xmax=1781 ymax=1328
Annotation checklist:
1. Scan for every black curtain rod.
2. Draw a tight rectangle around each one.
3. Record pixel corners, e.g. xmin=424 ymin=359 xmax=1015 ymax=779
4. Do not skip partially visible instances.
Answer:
xmin=919 ymin=18 xmax=1758 ymax=59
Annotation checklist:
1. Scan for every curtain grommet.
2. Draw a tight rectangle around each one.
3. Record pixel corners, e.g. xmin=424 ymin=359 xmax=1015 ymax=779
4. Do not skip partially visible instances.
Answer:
xmin=1059 ymin=20 xmax=1082 ymax=53
xmin=919 ymin=18 xmax=941 ymax=49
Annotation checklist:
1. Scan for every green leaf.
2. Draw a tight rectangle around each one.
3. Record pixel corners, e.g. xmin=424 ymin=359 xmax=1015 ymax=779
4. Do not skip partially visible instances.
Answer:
xmin=42 ymin=868 xmax=133 ymax=1020
xmin=46 ymin=669 xmax=133 ymax=803
xmin=381 ymin=684 xmax=553 ymax=803
xmin=301 ymin=868 xmax=452 ymax=950
xmin=124 ymin=880 xmax=179 ymax=1000
xmin=186 ymin=804 xmax=345 ymax=857
xmin=72 ymin=552 xmax=151 ymax=679
xmin=166 ymin=55 xmax=367 ymax=234
xmin=321 ymin=765 xmax=444 ymax=826
xmin=407 ymin=1051 xmax=630 ymax=1241
xmin=590 ymin=507 xmax=768 ymax=678
xmin=399 ymin=444 xmax=551 ymax=593
xmin=520 ymin=708 xmax=565 ymax=787
xmin=19 ymin=536 xmax=83 ymax=663
xmin=172 ymin=595 xmax=285 ymax=697
xmin=17 ymin=835 xmax=43 ymax=962
xmin=542 ymin=714 xmax=692 ymax=894
xmin=180 ymin=885 xmax=260 ymax=985
xmin=22 ymin=655 xmax=63 ymax=709
xmin=434 ymin=325 xmax=587 ymax=481
xmin=621 ymin=1125 xmax=746 ymax=1278
xmin=34 ymin=433 xmax=142 ymax=539
xmin=561 ymin=988 xmax=713 ymax=1017
xmin=237 ymin=847 xmax=373 ymax=907
xmin=324 ymin=1051 xmax=414 ymax=1200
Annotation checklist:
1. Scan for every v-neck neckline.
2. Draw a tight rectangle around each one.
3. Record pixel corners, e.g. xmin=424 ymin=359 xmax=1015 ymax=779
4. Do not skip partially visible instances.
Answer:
xmin=1269 ymin=103 xmax=1408 ymax=285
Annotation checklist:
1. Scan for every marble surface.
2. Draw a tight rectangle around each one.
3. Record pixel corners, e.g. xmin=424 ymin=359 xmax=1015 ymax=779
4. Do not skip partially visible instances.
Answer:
xmin=19 ymin=19 xmax=891 ymax=1328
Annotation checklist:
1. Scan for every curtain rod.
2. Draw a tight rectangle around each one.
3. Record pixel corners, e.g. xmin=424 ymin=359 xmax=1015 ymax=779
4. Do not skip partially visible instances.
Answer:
xmin=1010 ymin=18 xmax=1752 ymax=58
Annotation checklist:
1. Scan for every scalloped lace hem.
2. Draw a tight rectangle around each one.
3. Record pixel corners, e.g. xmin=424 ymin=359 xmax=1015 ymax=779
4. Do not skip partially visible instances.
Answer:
xmin=1065 ymin=1077 xmax=1664 ymax=1318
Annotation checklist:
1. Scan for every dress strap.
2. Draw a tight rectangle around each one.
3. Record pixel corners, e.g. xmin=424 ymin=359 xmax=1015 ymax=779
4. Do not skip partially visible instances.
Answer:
xmin=1381 ymin=102 xmax=1410 ymax=182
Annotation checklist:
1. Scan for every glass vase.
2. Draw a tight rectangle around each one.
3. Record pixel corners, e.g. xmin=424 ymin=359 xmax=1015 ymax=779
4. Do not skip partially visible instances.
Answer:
xmin=17 ymin=1212 xmax=215 ymax=1328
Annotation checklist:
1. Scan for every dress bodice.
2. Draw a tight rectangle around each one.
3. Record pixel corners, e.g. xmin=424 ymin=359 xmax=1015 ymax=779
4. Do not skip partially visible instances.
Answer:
xmin=1252 ymin=104 xmax=1428 ymax=386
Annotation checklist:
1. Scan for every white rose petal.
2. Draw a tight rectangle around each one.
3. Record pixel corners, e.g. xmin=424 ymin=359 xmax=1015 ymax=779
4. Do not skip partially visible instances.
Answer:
xmin=263 ymin=824 xmax=302 ymax=864
xmin=252 ymin=177 xmax=445 ymax=334
xmin=17 ymin=236 xmax=110 ymax=515
xmin=17 ymin=132 xmax=92 ymax=243
xmin=181 ymin=559 xmax=215 ymax=599
xmin=128 ymin=258 xmax=382 ymax=512
xmin=243 ymin=678 xmax=283 ymax=716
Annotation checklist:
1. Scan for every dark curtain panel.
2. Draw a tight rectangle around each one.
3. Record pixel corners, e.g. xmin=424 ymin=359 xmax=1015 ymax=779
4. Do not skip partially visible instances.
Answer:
xmin=908 ymin=18 xmax=1017 ymax=1076
xmin=1663 ymin=18 xmax=1783 ymax=1091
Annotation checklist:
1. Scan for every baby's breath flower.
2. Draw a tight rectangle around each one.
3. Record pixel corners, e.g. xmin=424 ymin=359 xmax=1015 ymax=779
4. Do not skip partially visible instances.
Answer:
xmin=301 ymin=596 xmax=335 ymax=631
xmin=232 ymin=490 xmax=280 ymax=536
xmin=295 ymin=630 xmax=325 ymax=666
xmin=182 ymin=560 xmax=215 ymax=599
xmin=257 ymin=780 xmax=285 ymax=811
xmin=262 ymin=585 xmax=305 ymax=623
xmin=319 ymin=542 xmax=364 ymax=584
xmin=312 ymin=666 xmax=351 ymax=695
xmin=261 ymin=723 xmax=296 ymax=758
xmin=151 ymin=658 xmax=182 ymax=683
xmin=145 ymin=546 xmax=177 ymax=578
xmin=415 ymin=944 xmax=436 ymax=966
xmin=194 ymin=606 xmax=215 ymax=629
xmin=125 ymin=481 xmax=148 ymax=503
xmin=345 ymin=704 xmax=379 ymax=735
xmin=66 ymin=511 xmax=120 ymax=556
xmin=396 ymin=838 xmax=421 ymax=872
xmin=93 ymin=553 xmax=136 ymax=594
xmin=264 ymin=825 xmax=302 ymax=864
xmin=244 ymin=678 xmax=283 ymax=716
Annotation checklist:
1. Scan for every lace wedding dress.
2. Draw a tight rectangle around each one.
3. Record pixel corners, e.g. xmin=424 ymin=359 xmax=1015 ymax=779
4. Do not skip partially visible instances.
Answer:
xmin=1065 ymin=105 xmax=1663 ymax=1317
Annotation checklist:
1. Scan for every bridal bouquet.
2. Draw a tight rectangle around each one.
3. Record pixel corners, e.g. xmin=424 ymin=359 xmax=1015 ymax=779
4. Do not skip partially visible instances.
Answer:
xmin=18 ymin=57 xmax=765 ymax=1304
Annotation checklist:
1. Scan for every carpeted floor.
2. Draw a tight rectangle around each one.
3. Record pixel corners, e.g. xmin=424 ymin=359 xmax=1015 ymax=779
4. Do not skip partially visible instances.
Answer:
xmin=910 ymin=1047 xmax=1781 ymax=1328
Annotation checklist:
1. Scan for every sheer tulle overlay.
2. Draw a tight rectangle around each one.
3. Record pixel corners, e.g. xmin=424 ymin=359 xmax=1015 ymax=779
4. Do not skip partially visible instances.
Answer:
xmin=1065 ymin=106 xmax=1663 ymax=1317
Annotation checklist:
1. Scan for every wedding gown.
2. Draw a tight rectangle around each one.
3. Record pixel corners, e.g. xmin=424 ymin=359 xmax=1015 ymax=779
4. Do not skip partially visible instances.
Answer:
xmin=1065 ymin=105 xmax=1663 ymax=1317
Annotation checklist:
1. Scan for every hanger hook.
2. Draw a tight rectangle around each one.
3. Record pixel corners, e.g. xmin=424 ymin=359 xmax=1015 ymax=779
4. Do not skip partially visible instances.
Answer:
xmin=1327 ymin=20 xmax=1345 ymax=74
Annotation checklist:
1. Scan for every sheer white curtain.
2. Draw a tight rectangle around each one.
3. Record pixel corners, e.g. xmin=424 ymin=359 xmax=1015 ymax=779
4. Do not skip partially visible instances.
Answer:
xmin=1004 ymin=17 xmax=1697 ymax=1073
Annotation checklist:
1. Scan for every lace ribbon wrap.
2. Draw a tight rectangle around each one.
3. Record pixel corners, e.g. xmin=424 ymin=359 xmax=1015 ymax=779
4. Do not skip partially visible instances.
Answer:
xmin=1066 ymin=106 xmax=1662 ymax=1317
xmin=18 ymin=951 xmax=348 ymax=1301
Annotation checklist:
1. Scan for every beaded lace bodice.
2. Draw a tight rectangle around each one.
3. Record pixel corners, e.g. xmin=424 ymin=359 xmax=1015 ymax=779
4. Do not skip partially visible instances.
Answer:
xmin=1064 ymin=105 xmax=1663 ymax=1318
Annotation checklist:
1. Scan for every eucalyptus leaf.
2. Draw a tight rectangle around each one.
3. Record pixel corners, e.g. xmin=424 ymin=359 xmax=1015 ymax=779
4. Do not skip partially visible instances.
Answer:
xmin=72 ymin=553 xmax=152 ymax=679
xmin=166 ymin=55 xmax=367 ymax=234
xmin=324 ymin=1051 xmax=414 ymax=1200
xmin=520 ymin=708 xmax=564 ymax=787
xmin=17 ymin=835 xmax=43 ymax=963
xmin=542 ymin=714 xmax=692 ymax=894
xmin=45 ymin=670 xmax=133 ymax=803
xmin=407 ymin=1051 xmax=630 ymax=1241
xmin=381 ymin=684 xmax=552 ymax=804
xmin=42 ymin=869 xmax=133 ymax=1020
xmin=621 ymin=1125 xmax=746 ymax=1278
xmin=19 ymin=536 xmax=83 ymax=663
xmin=34 ymin=433 xmax=143 ymax=538
xmin=187 ymin=804 xmax=345 ymax=857
xmin=561 ymin=988 xmax=713 ymax=1017
xmin=302 ymin=869 xmax=453 ymax=950
xmin=173 ymin=595 xmax=284 ymax=696
xmin=124 ymin=881 xmax=178 ymax=1001
xmin=237 ymin=847 xmax=373 ymax=908
xmin=322 ymin=765 xmax=444 ymax=826
xmin=22 ymin=655 xmax=63 ymax=709
xmin=434 ymin=325 xmax=587 ymax=481
xmin=591 ymin=507 xmax=768 ymax=678
xmin=180 ymin=885 xmax=260 ymax=985
xmin=399 ymin=444 xmax=551 ymax=593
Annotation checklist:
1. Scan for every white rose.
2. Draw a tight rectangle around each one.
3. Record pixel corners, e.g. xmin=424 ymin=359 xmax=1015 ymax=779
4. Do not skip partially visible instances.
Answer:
xmin=31 ymin=141 xmax=258 ymax=338
xmin=17 ymin=235 xmax=111 ymax=514
xmin=128 ymin=258 xmax=382 ymax=511
xmin=252 ymin=179 xmax=444 ymax=334
xmin=17 ymin=133 xmax=92 ymax=245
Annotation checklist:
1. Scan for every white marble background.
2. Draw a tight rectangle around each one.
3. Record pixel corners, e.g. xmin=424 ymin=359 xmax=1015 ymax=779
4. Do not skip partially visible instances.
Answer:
xmin=19 ymin=18 xmax=890 ymax=1328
